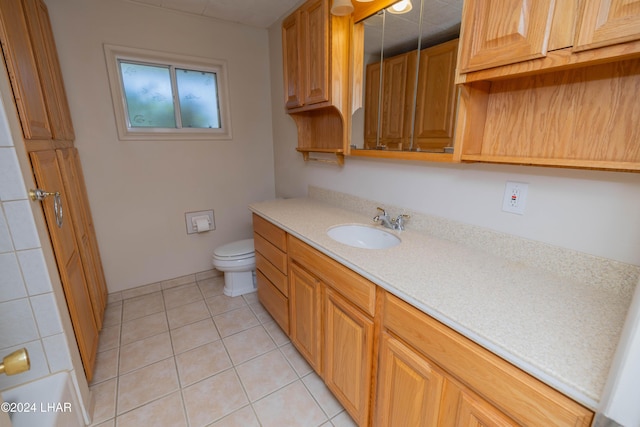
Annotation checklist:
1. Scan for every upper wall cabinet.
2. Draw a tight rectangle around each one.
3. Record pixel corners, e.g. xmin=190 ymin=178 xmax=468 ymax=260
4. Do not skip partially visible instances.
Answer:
xmin=282 ymin=0 xmax=353 ymax=165
xmin=0 ymin=0 xmax=74 ymax=147
xmin=455 ymin=0 xmax=640 ymax=172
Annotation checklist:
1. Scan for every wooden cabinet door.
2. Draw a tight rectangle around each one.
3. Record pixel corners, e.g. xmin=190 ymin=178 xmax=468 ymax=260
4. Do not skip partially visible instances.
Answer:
xmin=282 ymin=11 xmax=303 ymax=109
xmin=56 ymin=148 xmax=105 ymax=329
xmin=289 ymin=262 xmax=323 ymax=373
xmin=573 ymin=0 xmax=640 ymax=52
xmin=440 ymin=378 xmax=518 ymax=427
xmin=380 ymin=52 xmax=413 ymax=148
xmin=375 ymin=332 xmax=444 ymax=427
xmin=0 ymin=0 xmax=51 ymax=140
xmin=30 ymin=150 xmax=98 ymax=381
xmin=324 ymin=287 xmax=374 ymax=426
xmin=301 ymin=0 xmax=329 ymax=106
xmin=23 ymin=0 xmax=74 ymax=141
xmin=413 ymin=40 xmax=458 ymax=151
xmin=458 ymin=0 xmax=556 ymax=73
xmin=364 ymin=61 xmax=381 ymax=148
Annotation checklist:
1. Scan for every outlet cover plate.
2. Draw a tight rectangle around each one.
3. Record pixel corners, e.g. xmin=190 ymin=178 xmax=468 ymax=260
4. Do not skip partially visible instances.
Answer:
xmin=502 ymin=182 xmax=528 ymax=215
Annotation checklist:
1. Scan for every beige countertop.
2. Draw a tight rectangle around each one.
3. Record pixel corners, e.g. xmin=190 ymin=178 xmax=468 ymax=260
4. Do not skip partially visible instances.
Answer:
xmin=249 ymin=195 xmax=635 ymax=409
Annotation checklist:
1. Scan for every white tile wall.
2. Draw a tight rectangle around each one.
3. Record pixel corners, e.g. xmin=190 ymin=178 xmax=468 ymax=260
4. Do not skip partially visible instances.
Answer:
xmin=3 ymin=200 xmax=40 ymax=250
xmin=0 ymin=147 xmax=27 ymax=200
xmin=0 ymin=298 xmax=39 ymax=349
xmin=0 ymin=252 xmax=27 ymax=301
xmin=30 ymin=292 xmax=64 ymax=337
xmin=0 ymin=205 xmax=13 ymax=253
xmin=16 ymin=248 xmax=53 ymax=295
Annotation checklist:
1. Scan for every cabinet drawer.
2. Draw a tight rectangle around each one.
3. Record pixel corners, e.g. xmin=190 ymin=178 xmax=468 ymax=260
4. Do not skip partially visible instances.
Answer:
xmin=256 ymin=270 xmax=289 ymax=334
xmin=383 ymin=292 xmax=593 ymax=427
xmin=256 ymin=252 xmax=287 ymax=296
xmin=254 ymin=233 xmax=287 ymax=274
xmin=253 ymin=214 xmax=287 ymax=251
xmin=288 ymin=236 xmax=376 ymax=316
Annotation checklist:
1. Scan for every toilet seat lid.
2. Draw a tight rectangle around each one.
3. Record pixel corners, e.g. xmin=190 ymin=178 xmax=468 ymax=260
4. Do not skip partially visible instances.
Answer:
xmin=214 ymin=238 xmax=254 ymax=258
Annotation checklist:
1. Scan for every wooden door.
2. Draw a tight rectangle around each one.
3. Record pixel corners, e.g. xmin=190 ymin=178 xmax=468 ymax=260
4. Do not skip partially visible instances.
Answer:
xmin=301 ymin=0 xmax=329 ymax=106
xmin=30 ymin=150 xmax=98 ymax=381
xmin=380 ymin=53 xmax=411 ymax=147
xmin=57 ymin=148 xmax=105 ymax=329
xmin=289 ymin=262 xmax=323 ymax=373
xmin=324 ymin=287 xmax=374 ymax=426
xmin=413 ymin=40 xmax=458 ymax=151
xmin=23 ymin=0 xmax=74 ymax=141
xmin=0 ymin=0 xmax=51 ymax=140
xmin=282 ymin=11 xmax=303 ymax=109
xmin=375 ymin=332 xmax=444 ymax=427
xmin=458 ymin=0 xmax=556 ymax=73
xmin=574 ymin=0 xmax=640 ymax=52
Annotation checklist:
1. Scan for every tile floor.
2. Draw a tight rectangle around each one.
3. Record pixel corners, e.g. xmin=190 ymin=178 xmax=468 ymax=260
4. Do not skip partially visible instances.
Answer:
xmin=89 ymin=275 xmax=356 ymax=427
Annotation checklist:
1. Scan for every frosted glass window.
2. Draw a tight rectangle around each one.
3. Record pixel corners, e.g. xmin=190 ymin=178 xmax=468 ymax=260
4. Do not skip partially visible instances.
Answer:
xmin=176 ymin=69 xmax=221 ymax=129
xmin=105 ymin=44 xmax=232 ymax=140
xmin=119 ymin=62 xmax=176 ymax=128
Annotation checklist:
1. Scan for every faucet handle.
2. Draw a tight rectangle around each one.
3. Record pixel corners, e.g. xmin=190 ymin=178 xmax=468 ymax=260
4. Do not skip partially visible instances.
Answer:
xmin=394 ymin=214 xmax=410 ymax=230
xmin=376 ymin=207 xmax=387 ymax=216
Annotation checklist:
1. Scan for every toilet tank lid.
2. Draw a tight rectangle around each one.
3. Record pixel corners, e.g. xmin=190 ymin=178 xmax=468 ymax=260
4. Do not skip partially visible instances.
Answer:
xmin=214 ymin=238 xmax=255 ymax=257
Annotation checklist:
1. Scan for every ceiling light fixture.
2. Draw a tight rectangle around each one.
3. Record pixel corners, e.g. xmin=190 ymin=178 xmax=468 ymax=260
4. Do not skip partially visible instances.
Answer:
xmin=387 ymin=0 xmax=412 ymax=14
xmin=331 ymin=0 xmax=354 ymax=16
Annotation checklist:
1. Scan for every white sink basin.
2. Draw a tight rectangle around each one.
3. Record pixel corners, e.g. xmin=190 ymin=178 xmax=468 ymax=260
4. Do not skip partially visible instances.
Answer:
xmin=327 ymin=224 xmax=401 ymax=249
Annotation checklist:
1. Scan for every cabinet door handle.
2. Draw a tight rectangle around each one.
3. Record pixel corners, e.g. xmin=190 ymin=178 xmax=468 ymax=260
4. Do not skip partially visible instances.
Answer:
xmin=29 ymin=189 xmax=63 ymax=228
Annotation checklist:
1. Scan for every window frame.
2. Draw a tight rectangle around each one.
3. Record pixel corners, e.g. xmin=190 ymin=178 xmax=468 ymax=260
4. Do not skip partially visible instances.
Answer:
xmin=104 ymin=44 xmax=232 ymax=141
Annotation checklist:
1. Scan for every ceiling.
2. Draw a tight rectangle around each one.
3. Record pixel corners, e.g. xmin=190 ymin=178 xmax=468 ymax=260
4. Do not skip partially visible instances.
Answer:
xmin=126 ymin=0 xmax=463 ymax=40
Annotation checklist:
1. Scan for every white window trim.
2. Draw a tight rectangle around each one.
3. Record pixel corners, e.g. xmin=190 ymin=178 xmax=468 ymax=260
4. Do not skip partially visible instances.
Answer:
xmin=104 ymin=44 xmax=232 ymax=140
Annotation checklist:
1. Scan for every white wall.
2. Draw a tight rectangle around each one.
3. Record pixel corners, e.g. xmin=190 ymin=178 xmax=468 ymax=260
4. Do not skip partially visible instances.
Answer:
xmin=46 ymin=0 xmax=277 ymax=292
xmin=267 ymin=19 xmax=640 ymax=267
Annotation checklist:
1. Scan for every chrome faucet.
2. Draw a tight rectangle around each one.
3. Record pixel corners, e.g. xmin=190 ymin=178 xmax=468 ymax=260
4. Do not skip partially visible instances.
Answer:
xmin=373 ymin=207 xmax=410 ymax=231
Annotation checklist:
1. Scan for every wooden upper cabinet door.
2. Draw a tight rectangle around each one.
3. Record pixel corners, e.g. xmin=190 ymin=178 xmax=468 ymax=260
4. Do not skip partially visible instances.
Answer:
xmin=30 ymin=150 xmax=98 ymax=381
xmin=301 ymin=0 xmax=329 ymax=106
xmin=0 ymin=0 xmax=52 ymax=139
xmin=458 ymin=0 xmax=556 ymax=73
xmin=364 ymin=61 xmax=381 ymax=148
xmin=24 ymin=0 xmax=75 ymax=141
xmin=573 ymin=0 xmax=640 ymax=52
xmin=381 ymin=53 xmax=412 ymax=142
xmin=282 ymin=11 xmax=303 ymax=109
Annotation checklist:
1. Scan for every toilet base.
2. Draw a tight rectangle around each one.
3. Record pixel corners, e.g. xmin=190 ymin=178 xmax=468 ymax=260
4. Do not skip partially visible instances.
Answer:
xmin=222 ymin=270 xmax=256 ymax=297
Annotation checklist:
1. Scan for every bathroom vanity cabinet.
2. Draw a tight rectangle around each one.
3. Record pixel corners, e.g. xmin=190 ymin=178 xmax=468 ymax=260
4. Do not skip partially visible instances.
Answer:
xmin=252 ymin=214 xmax=595 ymax=426
xmin=253 ymin=214 xmax=289 ymax=334
xmin=454 ymin=0 xmax=640 ymax=172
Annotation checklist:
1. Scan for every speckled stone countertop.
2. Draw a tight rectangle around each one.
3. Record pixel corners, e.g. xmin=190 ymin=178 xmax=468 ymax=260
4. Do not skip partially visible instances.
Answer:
xmin=249 ymin=194 xmax=639 ymax=410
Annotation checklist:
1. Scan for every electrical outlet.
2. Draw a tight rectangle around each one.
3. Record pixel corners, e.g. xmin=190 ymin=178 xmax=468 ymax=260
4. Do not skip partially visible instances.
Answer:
xmin=502 ymin=182 xmax=528 ymax=215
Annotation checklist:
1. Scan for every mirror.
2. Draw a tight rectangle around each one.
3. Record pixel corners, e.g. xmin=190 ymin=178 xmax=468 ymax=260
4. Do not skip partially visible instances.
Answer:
xmin=351 ymin=0 xmax=462 ymax=159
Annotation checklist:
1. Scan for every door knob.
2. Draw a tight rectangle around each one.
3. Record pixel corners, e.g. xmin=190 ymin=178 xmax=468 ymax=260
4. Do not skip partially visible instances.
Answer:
xmin=29 ymin=188 xmax=63 ymax=228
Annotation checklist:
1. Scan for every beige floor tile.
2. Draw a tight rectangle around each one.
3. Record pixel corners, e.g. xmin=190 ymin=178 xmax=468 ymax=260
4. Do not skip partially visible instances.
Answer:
xmin=163 ymin=283 xmax=203 ymax=310
xmin=91 ymin=420 xmax=115 ymax=427
xmin=97 ymin=324 xmax=121 ymax=353
xmin=248 ymin=301 xmax=273 ymax=324
xmin=206 ymin=294 xmax=247 ymax=316
xmin=214 ymin=306 xmax=260 ymax=337
xmin=176 ymin=341 xmax=232 ymax=386
xmin=242 ymin=292 xmax=259 ymax=305
xmin=253 ymin=380 xmax=327 ymax=427
xmin=198 ymin=277 xmax=225 ymax=299
xmin=115 ymin=392 xmax=187 ymax=427
xmin=195 ymin=269 xmax=218 ymax=281
xmin=121 ymin=283 xmax=161 ymax=300
xmin=91 ymin=348 xmax=118 ymax=385
xmin=222 ymin=325 xmax=276 ymax=365
xmin=210 ymin=405 xmax=260 ymax=427
xmin=331 ymin=411 xmax=357 ymax=427
xmin=89 ymin=378 xmax=117 ymax=425
xmin=170 ymin=318 xmax=220 ymax=354
xmin=117 ymin=358 xmax=179 ymax=415
xmin=263 ymin=320 xmax=290 ymax=347
xmin=303 ymin=372 xmax=344 ymax=418
xmin=122 ymin=291 xmax=164 ymax=322
xmin=166 ymin=300 xmax=210 ymax=329
xmin=160 ymin=273 xmax=195 ymax=290
xmin=120 ymin=311 xmax=168 ymax=345
xmin=102 ymin=302 xmax=122 ymax=328
xmin=107 ymin=292 xmax=122 ymax=304
xmin=118 ymin=331 xmax=173 ymax=374
xmin=236 ymin=349 xmax=298 ymax=402
xmin=281 ymin=343 xmax=313 ymax=377
xmin=182 ymin=369 xmax=249 ymax=427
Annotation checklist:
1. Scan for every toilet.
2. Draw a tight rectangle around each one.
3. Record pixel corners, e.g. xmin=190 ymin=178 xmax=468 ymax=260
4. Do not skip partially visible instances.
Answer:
xmin=211 ymin=238 xmax=256 ymax=297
